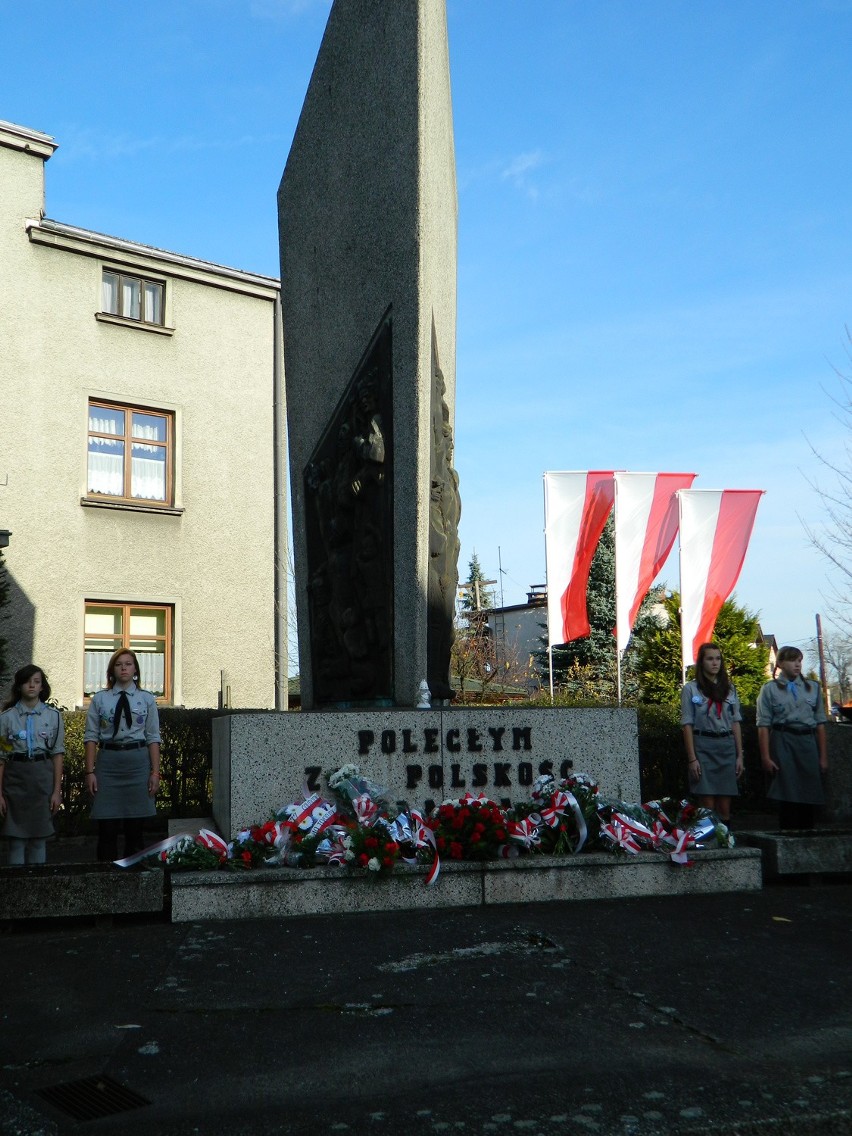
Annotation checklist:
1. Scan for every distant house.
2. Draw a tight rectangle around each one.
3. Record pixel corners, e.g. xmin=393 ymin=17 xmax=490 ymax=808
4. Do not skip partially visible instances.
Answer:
xmin=485 ymin=585 xmax=547 ymax=693
xmin=0 ymin=120 xmax=287 ymax=709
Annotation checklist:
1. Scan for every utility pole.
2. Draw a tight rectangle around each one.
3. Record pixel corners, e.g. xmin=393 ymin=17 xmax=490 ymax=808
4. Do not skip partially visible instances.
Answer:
xmin=815 ymin=613 xmax=831 ymax=716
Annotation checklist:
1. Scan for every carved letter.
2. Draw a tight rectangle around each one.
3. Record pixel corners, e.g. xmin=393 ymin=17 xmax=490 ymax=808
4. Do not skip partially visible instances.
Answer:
xmin=305 ymin=766 xmax=321 ymax=792
xmin=493 ymin=762 xmax=511 ymax=787
xmin=381 ymin=730 xmax=397 ymax=755
xmin=518 ymin=762 xmax=533 ymax=787
xmin=450 ymin=764 xmax=466 ymax=788
xmin=467 ymin=728 xmax=483 ymax=753
xmin=428 ymin=765 xmax=444 ymax=789
xmin=401 ymin=729 xmax=418 ymax=753
xmin=472 ymin=763 xmax=488 ymax=787
xmin=406 ymin=764 xmax=423 ymax=790
xmin=511 ymin=727 xmax=532 ymax=751
xmin=358 ymin=730 xmax=375 ymax=756
xmin=487 ymin=727 xmax=506 ymax=751
xmin=560 ymin=759 xmax=574 ymax=778
xmin=538 ymin=760 xmax=553 ymax=777
xmin=424 ymin=728 xmax=440 ymax=754
xmin=446 ymin=728 xmax=461 ymax=753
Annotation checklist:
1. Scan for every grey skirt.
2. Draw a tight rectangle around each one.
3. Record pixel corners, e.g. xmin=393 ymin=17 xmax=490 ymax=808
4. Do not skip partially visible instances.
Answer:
xmin=689 ymin=733 xmax=739 ymax=797
xmin=2 ymin=758 xmax=56 ymax=839
xmin=90 ymin=746 xmax=156 ymax=820
xmin=767 ymin=730 xmax=824 ymax=806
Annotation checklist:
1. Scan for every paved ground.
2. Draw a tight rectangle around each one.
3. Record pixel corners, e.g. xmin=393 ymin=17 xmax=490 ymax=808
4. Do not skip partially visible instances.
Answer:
xmin=1 ymin=880 xmax=850 ymax=1136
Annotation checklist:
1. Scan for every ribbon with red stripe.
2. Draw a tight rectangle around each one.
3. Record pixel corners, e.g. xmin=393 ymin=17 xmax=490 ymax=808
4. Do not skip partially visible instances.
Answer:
xmin=600 ymin=818 xmax=641 ymax=855
xmin=508 ymin=815 xmax=542 ymax=849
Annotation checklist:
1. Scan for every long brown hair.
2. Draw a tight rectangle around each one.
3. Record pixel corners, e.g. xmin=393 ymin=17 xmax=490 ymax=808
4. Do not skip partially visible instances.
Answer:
xmin=694 ymin=642 xmax=731 ymax=702
xmin=2 ymin=664 xmax=52 ymax=711
xmin=105 ymin=649 xmax=144 ymax=690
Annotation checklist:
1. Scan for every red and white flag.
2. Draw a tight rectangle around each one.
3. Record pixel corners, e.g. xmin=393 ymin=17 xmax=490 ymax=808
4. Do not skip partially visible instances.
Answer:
xmin=677 ymin=488 xmax=763 ymax=672
xmin=544 ymin=471 xmax=615 ymax=646
xmin=614 ymin=471 xmax=696 ymax=653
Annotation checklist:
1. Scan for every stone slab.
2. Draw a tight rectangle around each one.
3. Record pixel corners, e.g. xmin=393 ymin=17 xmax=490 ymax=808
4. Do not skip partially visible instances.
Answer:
xmin=170 ymin=847 xmax=761 ymax=923
xmin=0 ymin=863 xmax=165 ymax=920
xmin=279 ymin=0 xmax=458 ymax=708
xmin=738 ymin=828 xmax=852 ymax=876
xmin=212 ymin=706 xmax=640 ymax=837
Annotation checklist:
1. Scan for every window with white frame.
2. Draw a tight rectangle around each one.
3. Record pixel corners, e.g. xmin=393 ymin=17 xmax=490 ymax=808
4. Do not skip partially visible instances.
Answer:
xmin=84 ymin=602 xmax=173 ymax=701
xmin=102 ymin=268 xmax=165 ymax=326
xmin=87 ymin=400 xmax=173 ymax=505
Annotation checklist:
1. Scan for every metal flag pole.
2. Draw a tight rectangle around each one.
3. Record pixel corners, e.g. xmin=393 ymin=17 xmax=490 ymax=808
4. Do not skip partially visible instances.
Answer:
xmin=677 ymin=490 xmax=687 ymax=685
xmin=543 ymin=474 xmax=555 ymax=704
xmin=614 ymin=474 xmax=622 ymax=705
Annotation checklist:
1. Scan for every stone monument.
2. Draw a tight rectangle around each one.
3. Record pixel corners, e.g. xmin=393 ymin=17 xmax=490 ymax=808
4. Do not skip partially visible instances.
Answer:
xmin=278 ymin=0 xmax=459 ymax=709
xmin=211 ymin=0 xmax=642 ymax=840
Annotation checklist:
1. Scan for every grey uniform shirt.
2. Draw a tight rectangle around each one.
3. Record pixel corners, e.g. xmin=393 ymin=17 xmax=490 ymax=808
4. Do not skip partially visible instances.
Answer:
xmin=680 ymin=681 xmax=742 ymax=732
xmin=756 ymin=677 xmax=827 ymax=729
xmin=0 ymin=701 xmax=65 ymax=757
xmin=84 ymin=683 xmax=161 ymax=746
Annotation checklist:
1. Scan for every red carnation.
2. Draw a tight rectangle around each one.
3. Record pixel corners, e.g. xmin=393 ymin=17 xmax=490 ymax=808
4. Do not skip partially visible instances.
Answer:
xmin=436 ymin=836 xmax=446 ymax=851
xmin=450 ymin=841 xmax=463 ymax=860
xmin=358 ymin=852 xmax=369 ymax=866
xmin=241 ymin=850 xmax=252 ymax=863
xmin=382 ymin=856 xmax=393 ymax=868
xmin=495 ymin=828 xmax=506 ymax=841
xmin=365 ymin=835 xmax=379 ymax=849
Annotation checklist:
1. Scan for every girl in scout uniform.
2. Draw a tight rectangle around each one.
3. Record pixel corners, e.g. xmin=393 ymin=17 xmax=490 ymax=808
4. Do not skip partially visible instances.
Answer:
xmin=0 ymin=664 xmax=65 ymax=864
xmin=681 ymin=643 xmax=743 ymax=824
xmin=757 ymin=645 xmax=828 ymax=830
xmin=84 ymin=649 xmax=161 ymax=862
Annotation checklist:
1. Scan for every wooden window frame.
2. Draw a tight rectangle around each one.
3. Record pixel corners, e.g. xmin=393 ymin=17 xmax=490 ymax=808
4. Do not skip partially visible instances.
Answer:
xmin=83 ymin=601 xmax=173 ymax=704
xmin=101 ymin=268 xmax=165 ymax=327
xmin=86 ymin=399 xmax=174 ymax=507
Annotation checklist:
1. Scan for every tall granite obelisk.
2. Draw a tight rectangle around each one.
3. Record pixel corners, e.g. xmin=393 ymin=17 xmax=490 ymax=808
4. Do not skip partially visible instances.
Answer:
xmin=278 ymin=0 xmax=459 ymax=709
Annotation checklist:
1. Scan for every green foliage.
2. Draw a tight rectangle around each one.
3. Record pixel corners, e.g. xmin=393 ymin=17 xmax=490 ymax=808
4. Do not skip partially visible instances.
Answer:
xmin=58 ymin=707 xmax=214 ymax=834
xmin=459 ymin=551 xmax=495 ymax=615
xmin=637 ymin=702 xmax=765 ymax=811
xmin=634 ymin=591 xmax=769 ymax=705
xmin=536 ymin=518 xmax=665 ymax=702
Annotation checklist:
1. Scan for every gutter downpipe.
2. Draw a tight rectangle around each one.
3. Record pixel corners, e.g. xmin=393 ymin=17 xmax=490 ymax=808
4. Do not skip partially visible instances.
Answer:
xmin=273 ymin=293 xmax=289 ymax=710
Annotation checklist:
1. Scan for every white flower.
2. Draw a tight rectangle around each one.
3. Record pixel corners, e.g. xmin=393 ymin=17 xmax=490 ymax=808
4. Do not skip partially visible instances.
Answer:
xmin=367 ymin=857 xmax=380 ymax=872
xmin=344 ymin=850 xmax=355 ymax=862
xmin=329 ymin=763 xmax=360 ymax=789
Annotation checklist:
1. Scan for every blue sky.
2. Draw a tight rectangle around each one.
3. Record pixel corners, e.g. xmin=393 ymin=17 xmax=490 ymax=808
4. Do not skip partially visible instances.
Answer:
xmin=3 ymin=0 xmax=850 ymax=661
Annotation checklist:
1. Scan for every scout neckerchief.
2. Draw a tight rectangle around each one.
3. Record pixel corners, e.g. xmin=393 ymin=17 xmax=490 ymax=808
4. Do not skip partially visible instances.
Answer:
xmin=112 ymin=689 xmax=133 ymax=736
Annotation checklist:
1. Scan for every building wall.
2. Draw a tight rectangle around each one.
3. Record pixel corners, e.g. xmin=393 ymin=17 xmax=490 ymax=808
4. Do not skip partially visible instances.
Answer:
xmin=0 ymin=123 xmax=282 ymax=709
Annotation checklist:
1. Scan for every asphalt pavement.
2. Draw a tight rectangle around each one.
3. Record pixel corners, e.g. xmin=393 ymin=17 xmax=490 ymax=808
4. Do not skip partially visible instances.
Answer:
xmin=1 ymin=880 xmax=850 ymax=1136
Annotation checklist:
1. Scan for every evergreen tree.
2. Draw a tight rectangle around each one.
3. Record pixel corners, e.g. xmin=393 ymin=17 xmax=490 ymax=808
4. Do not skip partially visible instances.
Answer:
xmin=535 ymin=518 xmax=664 ymax=701
xmin=634 ymin=590 xmax=769 ymax=705
xmin=458 ymin=551 xmax=494 ymax=620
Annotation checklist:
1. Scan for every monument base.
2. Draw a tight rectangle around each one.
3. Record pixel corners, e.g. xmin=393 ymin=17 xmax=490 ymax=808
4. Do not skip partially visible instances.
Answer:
xmin=737 ymin=828 xmax=852 ymax=878
xmin=212 ymin=707 xmax=641 ymax=838
xmin=170 ymin=847 xmax=762 ymax=923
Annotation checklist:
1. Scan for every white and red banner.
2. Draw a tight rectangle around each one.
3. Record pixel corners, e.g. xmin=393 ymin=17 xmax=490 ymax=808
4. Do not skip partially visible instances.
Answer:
xmin=677 ymin=488 xmax=763 ymax=672
xmin=614 ymin=472 xmax=697 ymax=652
xmin=544 ymin=471 xmax=615 ymax=646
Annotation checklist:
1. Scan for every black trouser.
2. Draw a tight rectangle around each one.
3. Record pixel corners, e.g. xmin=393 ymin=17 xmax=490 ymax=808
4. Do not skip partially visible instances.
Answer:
xmin=96 ymin=818 xmax=146 ymax=861
xmin=778 ymin=801 xmax=817 ymax=831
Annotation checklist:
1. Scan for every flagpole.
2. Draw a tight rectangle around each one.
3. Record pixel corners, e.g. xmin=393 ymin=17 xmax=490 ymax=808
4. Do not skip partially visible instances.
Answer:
xmin=543 ymin=474 xmax=554 ymax=704
xmin=677 ymin=490 xmax=687 ymax=685
xmin=614 ymin=474 xmax=622 ymax=705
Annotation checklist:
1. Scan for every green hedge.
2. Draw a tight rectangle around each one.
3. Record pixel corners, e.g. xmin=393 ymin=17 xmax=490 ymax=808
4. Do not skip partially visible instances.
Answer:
xmin=59 ymin=708 xmax=215 ymax=835
xmin=56 ymin=704 xmax=769 ymax=836
xmin=637 ymin=703 xmax=766 ymax=810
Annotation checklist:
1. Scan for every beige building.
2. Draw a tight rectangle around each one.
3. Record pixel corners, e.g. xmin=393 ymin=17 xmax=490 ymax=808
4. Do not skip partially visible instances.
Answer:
xmin=0 ymin=120 xmax=287 ymax=710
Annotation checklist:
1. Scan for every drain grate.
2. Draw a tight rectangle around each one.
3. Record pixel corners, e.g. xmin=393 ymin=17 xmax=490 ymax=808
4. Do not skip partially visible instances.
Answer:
xmin=36 ymin=1074 xmax=150 ymax=1121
